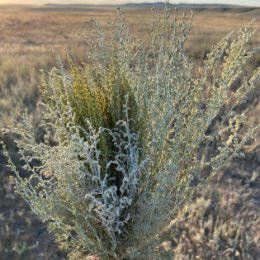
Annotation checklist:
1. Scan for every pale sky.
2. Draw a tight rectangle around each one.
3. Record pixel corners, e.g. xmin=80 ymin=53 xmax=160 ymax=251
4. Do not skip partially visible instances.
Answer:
xmin=0 ymin=0 xmax=259 ymax=7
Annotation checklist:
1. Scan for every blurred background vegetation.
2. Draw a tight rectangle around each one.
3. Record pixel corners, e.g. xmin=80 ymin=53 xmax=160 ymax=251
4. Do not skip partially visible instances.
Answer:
xmin=0 ymin=4 xmax=259 ymax=260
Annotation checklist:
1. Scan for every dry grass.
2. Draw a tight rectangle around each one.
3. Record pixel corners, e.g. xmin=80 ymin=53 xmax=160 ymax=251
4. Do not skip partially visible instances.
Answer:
xmin=0 ymin=5 xmax=259 ymax=260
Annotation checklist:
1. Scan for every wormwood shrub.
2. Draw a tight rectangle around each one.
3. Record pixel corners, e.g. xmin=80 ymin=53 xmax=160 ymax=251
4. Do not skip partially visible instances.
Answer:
xmin=3 ymin=8 xmax=259 ymax=260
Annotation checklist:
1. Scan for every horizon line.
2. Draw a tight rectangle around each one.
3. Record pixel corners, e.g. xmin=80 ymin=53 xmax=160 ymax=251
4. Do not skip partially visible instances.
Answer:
xmin=0 ymin=2 xmax=259 ymax=7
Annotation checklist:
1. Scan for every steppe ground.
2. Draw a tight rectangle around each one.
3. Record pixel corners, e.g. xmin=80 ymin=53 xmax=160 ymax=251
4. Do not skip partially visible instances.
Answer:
xmin=0 ymin=4 xmax=259 ymax=260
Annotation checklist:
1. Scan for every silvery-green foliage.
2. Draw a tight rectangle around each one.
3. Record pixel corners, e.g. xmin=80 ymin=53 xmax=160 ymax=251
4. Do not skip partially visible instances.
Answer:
xmin=4 ymin=7 xmax=259 ymax=260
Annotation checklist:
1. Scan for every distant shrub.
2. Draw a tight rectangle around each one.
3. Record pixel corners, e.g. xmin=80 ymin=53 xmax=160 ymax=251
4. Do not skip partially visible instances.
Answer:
xmin=3 ymin=8 xmax=259 ymax=260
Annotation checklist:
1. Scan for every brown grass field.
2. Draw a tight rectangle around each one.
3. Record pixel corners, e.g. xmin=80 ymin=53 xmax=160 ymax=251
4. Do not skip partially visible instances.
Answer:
xmin=0 ymin=4 xmax=259 ymax=260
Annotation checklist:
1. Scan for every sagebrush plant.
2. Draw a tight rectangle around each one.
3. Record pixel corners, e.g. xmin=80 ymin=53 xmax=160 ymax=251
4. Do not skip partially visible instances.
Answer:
xmin=3 ymin=7 xmax=259 ymax=260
